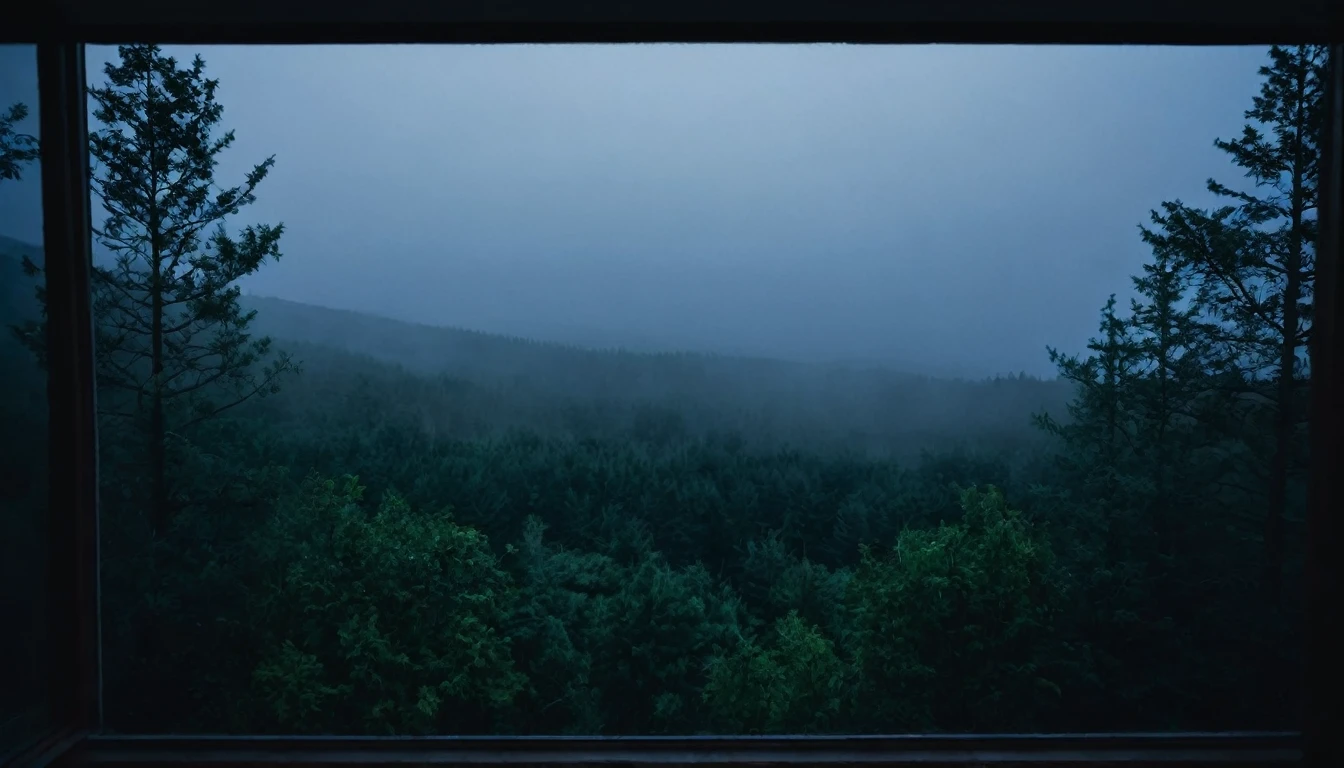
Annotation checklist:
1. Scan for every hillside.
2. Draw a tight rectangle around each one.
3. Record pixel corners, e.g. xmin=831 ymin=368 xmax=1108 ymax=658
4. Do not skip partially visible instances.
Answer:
xmin=243 ymin=293 xmax=1071 ymax=454
xmin=1 ymin=236 xmax=1071 ymax=458
xmin=0 ymin=234 xmax=41 ymax=326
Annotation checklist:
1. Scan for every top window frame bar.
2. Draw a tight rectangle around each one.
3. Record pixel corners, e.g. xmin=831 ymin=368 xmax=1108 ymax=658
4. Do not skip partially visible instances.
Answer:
xmin=3 ymin=1 xmax=1340 ymax=766
xmin=8 ymin=0 xmax=1344 ymax=45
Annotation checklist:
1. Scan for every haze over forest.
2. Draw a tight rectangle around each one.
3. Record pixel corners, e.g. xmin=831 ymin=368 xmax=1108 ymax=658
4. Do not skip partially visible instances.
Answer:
xmin=0 ymin=43 xmax=1314 ymax=737
xmin=1 ymin=44 xmax=1268 ymax=377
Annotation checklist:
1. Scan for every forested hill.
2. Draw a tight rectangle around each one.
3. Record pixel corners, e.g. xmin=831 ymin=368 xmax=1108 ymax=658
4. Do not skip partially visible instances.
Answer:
xmin=0 ymin=235 xmax=39 ymax=325
xmin=241 ymin=292 xmax=1072 ymax=455
xmin=1 ymin=236 xmax=1072 ymax=458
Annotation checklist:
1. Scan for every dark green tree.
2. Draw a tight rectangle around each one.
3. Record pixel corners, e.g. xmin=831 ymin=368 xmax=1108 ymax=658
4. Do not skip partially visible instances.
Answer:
xmin=247 ymin=475 xmax=525 ymax=734
xmin=1141 ymin=44 xmax=1325 ymax=606
xmin=847 ymin=487 xmax=1073 ymax=732
xmin=504 ymin=516 xmax=621 ymax=734
xmin=1037 ymin=294 xmax=1143 ymax=525
xmin=79 ymin=44 xmax=296 ymax=534
xmin=703 ymin=612 xmax=850 ymax=734
xmin=0 ymin=102 xmax=39 ymax=183
xmin=4 ymin=101 xmax=43 ymax=357
xmin=1123 ymin=245 xmax=1223 ymax=559
xmin=586 ymin=553 xmax=746 ymax=733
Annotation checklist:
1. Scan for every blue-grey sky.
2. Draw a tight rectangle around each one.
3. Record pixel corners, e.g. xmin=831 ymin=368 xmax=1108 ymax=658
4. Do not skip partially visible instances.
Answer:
xmin=2 ymin=44 xmax=1268 ymax=377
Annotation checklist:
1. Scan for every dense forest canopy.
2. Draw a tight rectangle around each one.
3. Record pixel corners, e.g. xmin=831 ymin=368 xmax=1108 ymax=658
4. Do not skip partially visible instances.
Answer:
xmin=0 ymin=43 xmax=1318 ymax=736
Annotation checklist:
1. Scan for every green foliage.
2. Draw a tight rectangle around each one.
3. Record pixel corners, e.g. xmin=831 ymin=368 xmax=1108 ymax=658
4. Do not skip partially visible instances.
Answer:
xmin=1138 ymin=45 xmax=1322 ymax=607
xmin=1026 ymin=45 xmax=1318 ymax=724
xmin=0 ymin=102 xmax=39 ymax=183
xmin=738 ymin=532 xmax=851 ymax=636
xmin=847 ymin=487 xmax=1069 ymax=731
xmin=586 ymin=554 xmax=748 ymax=733
xmin=247 ymin=475 xmax=524 ymax=733
xmin=704 ymin=612 xmax=850 ymax=733
xmin=504 ymin=516 xmax=623 ymax=733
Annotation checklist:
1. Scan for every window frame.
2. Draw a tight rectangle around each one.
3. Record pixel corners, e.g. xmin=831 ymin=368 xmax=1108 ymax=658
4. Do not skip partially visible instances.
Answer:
xmin=12 ymin=0 xmax=1344 ymax=44
xmin=1 ymin=39 xmax=100 ymax=768
xmin=65 ymin=732 xmax=1305 ymax=766
xmin=6 ymin=3 xmax=1340 ymax=766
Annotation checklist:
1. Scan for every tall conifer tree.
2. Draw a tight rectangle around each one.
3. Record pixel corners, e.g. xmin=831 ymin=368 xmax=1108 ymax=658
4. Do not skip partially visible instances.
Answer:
xmin=16 ymin=44 xmax=296 ymax=534
xmin=1142 ymin=45 xmax=1325 ymax=606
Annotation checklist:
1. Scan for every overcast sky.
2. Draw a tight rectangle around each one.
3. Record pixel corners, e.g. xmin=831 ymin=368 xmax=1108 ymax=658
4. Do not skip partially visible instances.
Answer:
xmin=1 ymin=43 xmax=1268 ymax=377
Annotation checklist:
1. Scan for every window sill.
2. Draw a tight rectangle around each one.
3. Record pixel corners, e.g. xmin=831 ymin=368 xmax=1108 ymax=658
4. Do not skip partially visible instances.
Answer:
xmin=62 ymin=732 xmax=1302 ymax=766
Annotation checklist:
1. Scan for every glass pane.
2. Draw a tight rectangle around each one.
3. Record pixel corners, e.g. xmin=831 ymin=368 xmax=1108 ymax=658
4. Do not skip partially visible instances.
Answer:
xmin=0 ymin=44 xmax=50 ymax=755
xmin=91 ymin=43 xmax=1312 ymax=735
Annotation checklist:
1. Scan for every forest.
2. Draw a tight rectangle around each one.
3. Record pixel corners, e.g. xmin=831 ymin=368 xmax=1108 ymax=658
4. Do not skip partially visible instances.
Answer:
xmin=0 ymin=44 xmax=1320 ymax=736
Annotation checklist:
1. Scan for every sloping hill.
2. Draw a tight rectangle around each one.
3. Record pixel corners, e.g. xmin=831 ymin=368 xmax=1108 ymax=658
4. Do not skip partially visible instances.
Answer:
xmin=0 ymin=234 xmax=41 ymax=327
xmin=241 ymin=293 xmax=1071 ymax=455
xmin=1 ymin=236 xmax=1073 ymax=457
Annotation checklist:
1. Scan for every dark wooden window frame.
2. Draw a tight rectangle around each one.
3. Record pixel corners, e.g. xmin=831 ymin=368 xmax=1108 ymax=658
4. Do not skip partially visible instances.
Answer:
xmin=2 ymin=2 xmax=1339 ymax=766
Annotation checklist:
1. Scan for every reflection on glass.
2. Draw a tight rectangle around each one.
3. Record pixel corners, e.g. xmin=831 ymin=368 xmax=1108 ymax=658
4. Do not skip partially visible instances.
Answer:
xmin=88 ymin=43 xmax=1315 ymax=735
xmin=0 ymin=43 xmax=49 ymax=756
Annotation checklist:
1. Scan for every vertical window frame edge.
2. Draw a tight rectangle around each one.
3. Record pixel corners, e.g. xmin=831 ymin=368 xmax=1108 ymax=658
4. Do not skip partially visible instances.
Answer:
xmin=1303 ymin=42 xmax=1344 ymax=768
xmin=37 ymin=39 xmax=101 ymax=742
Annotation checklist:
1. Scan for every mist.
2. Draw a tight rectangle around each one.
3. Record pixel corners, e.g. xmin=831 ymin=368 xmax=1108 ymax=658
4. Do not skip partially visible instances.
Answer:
xmin=1 ymin=43 xmax=1314 ymax=736
xmin=3 ymin=43 xmax=1267 ymax=377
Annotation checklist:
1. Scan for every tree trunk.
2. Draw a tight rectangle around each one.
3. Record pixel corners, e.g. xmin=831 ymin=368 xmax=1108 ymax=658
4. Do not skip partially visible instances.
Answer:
xmin=1265 ymin=80 xmax=1308 ymax=610
xmin=1266 ymin=271 xmax=1301 ymax=610
xmin=1265 ymin=400 xmax=1290 ymax=610
xmin=147 ymin=59 xmax=167 ymax=537
xmin=1153 ymin=280 xmax=1172 ymax=560
xmin=149 ymin=259 xmax=166 ymax=536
